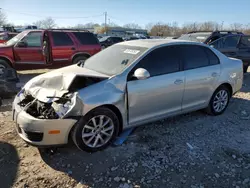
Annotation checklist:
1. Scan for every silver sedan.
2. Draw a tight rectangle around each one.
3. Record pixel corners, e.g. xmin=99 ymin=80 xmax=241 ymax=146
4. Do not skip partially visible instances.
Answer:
xmin=13 ymin=39 xmax=243 ymax=152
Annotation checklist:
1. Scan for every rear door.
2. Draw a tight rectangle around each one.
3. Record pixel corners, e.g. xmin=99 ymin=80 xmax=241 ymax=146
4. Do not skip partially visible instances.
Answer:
xmin=50 ymin=31 xmax=75 ymax=65
xmin=237 ymin=36 xmax=250 ymax=67
xmin=210 ymin=35 xmax=241 ymax=58
xmin=181 ymin=45 xmax=221 ymax=111
xmin=13 ymin=31 xmax=45 ymax=67
xmin=71 ymin=32 xmax=101 ymax=55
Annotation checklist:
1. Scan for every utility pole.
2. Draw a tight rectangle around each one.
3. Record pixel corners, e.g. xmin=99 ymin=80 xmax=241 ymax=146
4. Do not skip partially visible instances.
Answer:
xmin=221 ymin=21 xmax=224 ymax=30
xmin=104 ymin=12 xmax=107 ymax=34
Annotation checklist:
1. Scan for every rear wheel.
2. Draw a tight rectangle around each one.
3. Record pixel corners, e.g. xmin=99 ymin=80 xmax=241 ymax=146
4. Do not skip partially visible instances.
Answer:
xmin=72 ymin=107 xmax=119 ymax=152
xmin=72 ymin=56 xmax=88 ymax=66
xmin=0 ymin=60 xmax=11 ymax=76
xmin=205 ymin=85 xmax=231 ymax=115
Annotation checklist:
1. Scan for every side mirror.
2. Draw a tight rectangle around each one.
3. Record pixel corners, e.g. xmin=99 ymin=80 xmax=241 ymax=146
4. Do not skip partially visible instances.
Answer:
xmin=134 ymin=68 xmax=150 ymax=80
xmin=17 ymin=41 xmax=27 ymax=47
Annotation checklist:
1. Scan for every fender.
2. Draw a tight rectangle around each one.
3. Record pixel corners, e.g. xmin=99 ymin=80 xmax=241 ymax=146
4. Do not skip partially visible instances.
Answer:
xmin=70 ymin=52 xmax=91 ymax=62
xmin=0 ymin=55 xmax=14 ymax=66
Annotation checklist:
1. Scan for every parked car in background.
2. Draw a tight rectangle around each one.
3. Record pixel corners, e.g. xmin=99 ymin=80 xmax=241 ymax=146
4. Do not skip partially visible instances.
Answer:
xmin=15 ymin=25 xmax=38 ymax=33
xmin=0 ymin=32 xmax=18 ymax=43
xmin=0 ymin=26 xmax=17 ymax=33
xmin=178 ymin=31 xmax=243 ymax=44
xmin=209 ymin=34 xmax=250 ymax=73
xmin=99 ymin=36 xmax=123 ymax=48
xmin=123 ymin=36 xmax=140 ymax=41
xmin=13 ymin=39 xmax=243 ymax=151
xmin=0 ymin=66 xmax=19 ymax=106
xmin=0 ymin=29 xmax=101 ymax=73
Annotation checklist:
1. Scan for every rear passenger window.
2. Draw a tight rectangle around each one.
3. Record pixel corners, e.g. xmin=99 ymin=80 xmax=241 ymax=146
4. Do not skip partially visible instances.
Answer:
xmin=181 ymin=45 xmax=209 ymax=70
xmin=223 ymin=36 xmax=240 ymax=48
xmin=137 ymin=46 xmax=180 ymax=76
xmin=239 ymin=36 xmax=250 ymax=48
xmin=203 ymin=48 xmax=220 ymax=65
xmin=73 ymin=32 xmax=99 ymax=45
xmin=52 ymin=32 xmax=74 ymax=46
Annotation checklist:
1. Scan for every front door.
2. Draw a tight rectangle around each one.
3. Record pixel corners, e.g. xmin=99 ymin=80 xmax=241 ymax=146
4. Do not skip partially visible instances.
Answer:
xmin=14 ymin=31 xmax=45 ymax=69
xmin=127 ymin=46 xmax=185 ymax=125
xmin=180 ymin=45 xmax=221 ymax=110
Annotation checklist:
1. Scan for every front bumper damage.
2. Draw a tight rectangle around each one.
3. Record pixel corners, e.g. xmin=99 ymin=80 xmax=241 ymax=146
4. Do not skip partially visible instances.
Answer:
xmin=12 ymin=65 xmax=108 ymax=146
xmin=12 ymin=91 xmax=80 ymax=146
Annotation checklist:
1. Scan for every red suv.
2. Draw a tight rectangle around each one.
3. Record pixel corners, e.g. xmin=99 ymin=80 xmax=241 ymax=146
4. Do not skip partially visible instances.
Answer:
xmin=0 ymin=29 xmax=101 ymax=73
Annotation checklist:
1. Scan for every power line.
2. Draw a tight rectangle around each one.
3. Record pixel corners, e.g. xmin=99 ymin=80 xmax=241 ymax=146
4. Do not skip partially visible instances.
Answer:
xmin=0 ymin=7 xmax=104 ymax=19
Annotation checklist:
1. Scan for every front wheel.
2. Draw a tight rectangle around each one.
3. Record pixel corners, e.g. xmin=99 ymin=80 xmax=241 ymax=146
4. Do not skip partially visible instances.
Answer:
xmin=72 ymin=107 xmax=119 ymax=152
xmin=205 ymin=86 xmax=231 ymax=116
xmin=0 ymin=60 xmax=11 ymax=76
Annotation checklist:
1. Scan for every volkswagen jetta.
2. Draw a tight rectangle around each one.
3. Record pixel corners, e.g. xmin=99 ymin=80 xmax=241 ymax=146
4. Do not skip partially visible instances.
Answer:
xmin=12 ymin=39 xmax=243 ymax=152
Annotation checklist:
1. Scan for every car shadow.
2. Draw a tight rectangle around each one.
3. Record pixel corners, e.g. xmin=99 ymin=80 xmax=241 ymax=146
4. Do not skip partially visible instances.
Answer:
xmin=0 ymin=142 xmax=20 ymax=188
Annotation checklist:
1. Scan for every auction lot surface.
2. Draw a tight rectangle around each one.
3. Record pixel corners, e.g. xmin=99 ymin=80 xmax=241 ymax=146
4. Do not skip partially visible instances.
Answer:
xmin=1 ymin=70 xmax=250 ymax=188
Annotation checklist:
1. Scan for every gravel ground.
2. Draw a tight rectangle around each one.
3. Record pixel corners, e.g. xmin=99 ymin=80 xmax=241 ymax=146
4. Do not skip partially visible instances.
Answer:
xmin=0 ymin=70 xmax=250 ymax=188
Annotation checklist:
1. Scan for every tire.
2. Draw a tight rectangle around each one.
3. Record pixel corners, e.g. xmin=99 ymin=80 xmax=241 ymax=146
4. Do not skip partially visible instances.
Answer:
xmin=205 ymin=85 xmax=231 ymax=116
xmin=243 ymin=65 xmax=248 ymax=73
xmin=72 ymin=56 xmax=88 ymax=65
xmin=0 ymin=59 xmax=11 ymax=76
xmin=72 ymin=107 xmax=119 ymax=152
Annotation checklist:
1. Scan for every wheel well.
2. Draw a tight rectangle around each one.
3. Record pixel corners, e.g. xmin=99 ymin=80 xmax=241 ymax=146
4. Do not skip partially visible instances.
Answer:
xmin=100 ymin=104 xmax=123 ymax=135
xmin=0 ymin=57 xmax=13 ymax=67
xmin=72 ymin=53 xmax=90 ymax=63
xmin=218 ymin=83 xmax=233 ymax=97
xmin=68 ymin=104 xmax=123 ymax=142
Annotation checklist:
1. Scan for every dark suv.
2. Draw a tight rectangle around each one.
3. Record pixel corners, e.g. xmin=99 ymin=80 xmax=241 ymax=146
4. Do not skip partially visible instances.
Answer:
xmin=99 ymin=36 xmax=124 ymax=48
xmin=209 ymin=34 xmax=250 ymax=73
xmin=178 ymin=31 xmax=243 ymax=44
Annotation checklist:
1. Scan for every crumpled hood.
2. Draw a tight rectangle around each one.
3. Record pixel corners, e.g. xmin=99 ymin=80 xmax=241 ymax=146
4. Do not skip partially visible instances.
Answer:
xmin=24 ymin=64 xmax=109 ymax=103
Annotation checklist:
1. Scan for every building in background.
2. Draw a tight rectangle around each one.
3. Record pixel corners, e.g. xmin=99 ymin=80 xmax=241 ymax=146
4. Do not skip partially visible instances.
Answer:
xmin=105 ymin=27 xmax=148 ymax=37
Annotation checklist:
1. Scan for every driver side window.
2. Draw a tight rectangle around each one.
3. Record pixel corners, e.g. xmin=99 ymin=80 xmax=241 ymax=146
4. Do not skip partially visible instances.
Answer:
xmin=21 ymin=32 xmax=42 ymax=47
xmin=133 ymin=46 xmax=181 ymax=77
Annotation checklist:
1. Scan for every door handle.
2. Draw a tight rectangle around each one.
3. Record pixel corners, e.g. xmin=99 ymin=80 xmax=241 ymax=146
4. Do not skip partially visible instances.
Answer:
xmin=211 ymin=72 xmax=218 ymax=77
xmin=174 ymin=79 xmax=183 ymax=85
xmin=71 ymin=47 xmax=76 ymax=50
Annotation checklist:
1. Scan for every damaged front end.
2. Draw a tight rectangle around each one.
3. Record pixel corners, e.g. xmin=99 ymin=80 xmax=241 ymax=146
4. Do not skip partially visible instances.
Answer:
xmin=17 ymin=90 xmax=79 ymax=119
xmin=17 ymin=70 xmax=107 ymax=119
xmin=12 ymin=66 xmax=108 ymax=146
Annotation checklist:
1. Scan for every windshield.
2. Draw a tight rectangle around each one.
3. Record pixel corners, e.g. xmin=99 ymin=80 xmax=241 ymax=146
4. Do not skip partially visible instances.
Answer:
xmin=83 ymin=44 xmax=148 ymax=75
xmin=5 ymin=31 xmax=27 ymax=45
xmin=178 ymin=32 xmax=212 ymax=42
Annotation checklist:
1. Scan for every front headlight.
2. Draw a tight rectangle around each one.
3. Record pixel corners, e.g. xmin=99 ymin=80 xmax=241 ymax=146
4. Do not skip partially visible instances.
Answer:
xmin=51 ymin=93 xmax=76 ymax=118
xmin=17 ymin=88 xmax=26 ymax=101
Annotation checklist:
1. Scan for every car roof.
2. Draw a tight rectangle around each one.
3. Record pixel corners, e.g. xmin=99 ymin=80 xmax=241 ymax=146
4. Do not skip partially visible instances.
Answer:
xmin=119 ymin=39 xmax=204 ymax=48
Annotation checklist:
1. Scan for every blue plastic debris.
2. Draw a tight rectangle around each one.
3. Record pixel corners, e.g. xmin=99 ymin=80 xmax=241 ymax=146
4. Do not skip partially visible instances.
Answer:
xmin=113 ymin=127 xmax=135 ymax=146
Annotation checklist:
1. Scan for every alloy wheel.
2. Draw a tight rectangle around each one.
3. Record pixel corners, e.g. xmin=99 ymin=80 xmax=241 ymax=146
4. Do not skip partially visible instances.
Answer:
xmin=213 ymin=90 xmax=229 ymax=113
xmin=82 ymin=115 xmax=114 ymax=148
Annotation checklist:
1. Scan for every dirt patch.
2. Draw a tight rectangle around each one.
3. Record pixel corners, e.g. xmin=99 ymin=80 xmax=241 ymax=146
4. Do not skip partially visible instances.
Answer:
xmin=1 ymin=72 xmax=250 ymax=188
